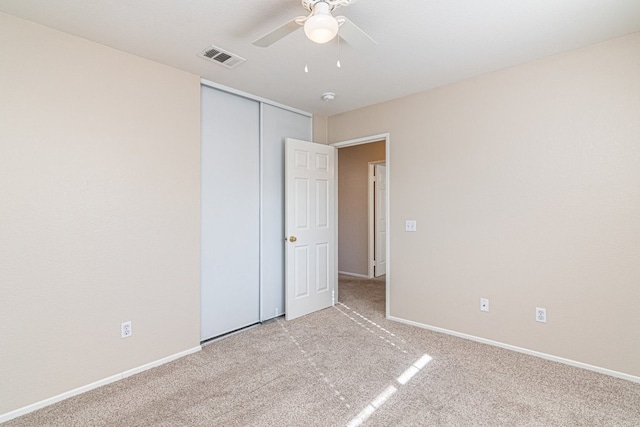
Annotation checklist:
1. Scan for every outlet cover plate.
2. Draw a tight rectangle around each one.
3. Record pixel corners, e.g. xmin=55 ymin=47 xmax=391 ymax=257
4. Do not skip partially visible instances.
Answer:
xmin=536 ymin=307 xmax=547 ymax=323
xmin=480 ymin=298 xmax=489 ymax=312
xmin=121 ymin=321 xmax=132 ymax=338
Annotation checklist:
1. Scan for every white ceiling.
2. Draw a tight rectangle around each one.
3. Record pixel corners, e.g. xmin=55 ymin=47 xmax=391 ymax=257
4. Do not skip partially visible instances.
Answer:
xmin=2 ymin=0 xmax=640 ymax=115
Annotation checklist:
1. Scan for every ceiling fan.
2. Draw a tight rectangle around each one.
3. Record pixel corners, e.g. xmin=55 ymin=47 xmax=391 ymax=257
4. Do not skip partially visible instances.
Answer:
xmin=253 ymin=0 xmax=376 ymax=48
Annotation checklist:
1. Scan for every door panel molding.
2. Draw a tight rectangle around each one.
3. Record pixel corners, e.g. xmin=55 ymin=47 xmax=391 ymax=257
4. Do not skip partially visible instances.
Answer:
xmin=285 ymin=139 xmax=336 ymax=320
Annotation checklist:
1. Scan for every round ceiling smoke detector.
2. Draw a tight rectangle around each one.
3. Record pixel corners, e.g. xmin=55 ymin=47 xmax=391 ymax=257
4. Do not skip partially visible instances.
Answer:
xmin=322 ymin=92 xmax=335 ymax=101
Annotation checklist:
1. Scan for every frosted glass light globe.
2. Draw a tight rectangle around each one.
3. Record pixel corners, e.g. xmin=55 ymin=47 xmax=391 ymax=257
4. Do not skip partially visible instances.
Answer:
xmin=304 ymin=3 xmax=339 ymax=44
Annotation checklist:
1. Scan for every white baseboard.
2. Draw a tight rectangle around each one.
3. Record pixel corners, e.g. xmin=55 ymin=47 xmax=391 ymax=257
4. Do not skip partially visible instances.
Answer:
xmin=387 ymin=315 xmax=640 ymax=384
xmin=338 ymin=271 xmax=371 ymax=278
xmin=0 ymin=346 xmax=202 ymax=424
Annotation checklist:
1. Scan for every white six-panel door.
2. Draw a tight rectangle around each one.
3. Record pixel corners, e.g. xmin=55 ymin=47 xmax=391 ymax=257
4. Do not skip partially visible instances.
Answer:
xmin=285 ymin=139 xmax=336 ymax=320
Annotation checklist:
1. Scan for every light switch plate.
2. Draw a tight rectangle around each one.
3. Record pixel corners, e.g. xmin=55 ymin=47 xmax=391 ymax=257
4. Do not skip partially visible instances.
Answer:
xmin=405 ymin=220 xmax=417 ymax=232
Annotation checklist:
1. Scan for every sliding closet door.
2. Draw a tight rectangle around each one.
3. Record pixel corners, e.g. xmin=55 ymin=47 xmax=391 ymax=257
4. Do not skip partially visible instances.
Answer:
xmin=201 ymin=86 xmax=260 ymax=341
xmin=260 ymin=105 xmax=312 ymax=321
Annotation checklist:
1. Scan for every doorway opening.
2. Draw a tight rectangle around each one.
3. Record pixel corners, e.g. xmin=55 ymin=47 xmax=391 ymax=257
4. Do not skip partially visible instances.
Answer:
xmin=331 ymin=133 xmax=390 ymax=317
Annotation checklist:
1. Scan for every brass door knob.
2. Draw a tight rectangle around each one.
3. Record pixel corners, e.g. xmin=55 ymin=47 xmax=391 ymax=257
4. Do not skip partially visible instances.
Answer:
xmin=288 ymin=236 xmax=297 ymax=242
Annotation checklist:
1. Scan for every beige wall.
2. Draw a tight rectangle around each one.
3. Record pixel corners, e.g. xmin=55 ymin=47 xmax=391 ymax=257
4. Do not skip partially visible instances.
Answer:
xmin=338 ymin=141 xmax=386 ymax=275
xmin=312 ymin=114 xmax=329 ymax=144
xmin=328 ymin=33 xmax=640 ymax=378
xmin=0 ymin=13 xmax=201 ymax=415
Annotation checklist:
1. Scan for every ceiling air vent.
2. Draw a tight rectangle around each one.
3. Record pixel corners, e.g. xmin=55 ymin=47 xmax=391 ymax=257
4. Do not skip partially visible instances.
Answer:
xmin=198 ymin=45 xmax=246 ymax=69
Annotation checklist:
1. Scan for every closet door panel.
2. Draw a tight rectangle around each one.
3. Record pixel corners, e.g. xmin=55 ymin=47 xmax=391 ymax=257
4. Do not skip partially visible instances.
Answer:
xmin=201 ymin=86 xmax=260 ymax=340
xmin=261 ymin=105 xmax=312 ymax=321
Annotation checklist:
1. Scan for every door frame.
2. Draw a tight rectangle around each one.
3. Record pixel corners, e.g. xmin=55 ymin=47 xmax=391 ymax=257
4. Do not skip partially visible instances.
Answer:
xmin=368 ymin=161 xmax=386 ymax=278
xmin=331 ymin=133 xmax=391 ymax=318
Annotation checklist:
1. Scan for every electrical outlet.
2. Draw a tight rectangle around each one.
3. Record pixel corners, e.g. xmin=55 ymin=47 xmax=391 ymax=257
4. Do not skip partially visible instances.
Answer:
xmin=121 ymin=321 xmax=132 ymax=338
xmin=480 ymin=298 xmax=489 ymax=312
xmin=536 ymin=307 xmax=547 ymax=323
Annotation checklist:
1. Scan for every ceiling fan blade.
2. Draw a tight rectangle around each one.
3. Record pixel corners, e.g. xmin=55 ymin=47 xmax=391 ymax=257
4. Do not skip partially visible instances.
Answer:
xmin=331 ymin=0 xmax=360 ymax=7
xmin=337 ymin=16 xmax=377 ymax=49
xmin=253 ymin=19 xmax=303 ymax=48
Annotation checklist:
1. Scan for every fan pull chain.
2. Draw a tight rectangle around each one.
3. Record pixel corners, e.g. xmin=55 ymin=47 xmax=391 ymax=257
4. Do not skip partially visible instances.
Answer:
xmin=304 ymin=37 xmax=310 ymax=73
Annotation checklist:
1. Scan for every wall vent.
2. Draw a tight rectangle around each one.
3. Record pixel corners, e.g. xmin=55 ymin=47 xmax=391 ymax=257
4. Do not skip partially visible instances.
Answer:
xmin=198 ymin=45 xmax=246 ymax=69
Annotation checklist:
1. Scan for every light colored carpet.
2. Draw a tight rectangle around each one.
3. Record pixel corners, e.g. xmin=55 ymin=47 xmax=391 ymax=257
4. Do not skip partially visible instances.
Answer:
xmin=6 ymin=275 xmax=640 ymax=426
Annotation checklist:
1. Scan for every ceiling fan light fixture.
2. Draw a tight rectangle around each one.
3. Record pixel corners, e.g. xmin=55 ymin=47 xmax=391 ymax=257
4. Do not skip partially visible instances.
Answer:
xmin=304 ymin=2 xmax=339 ymax=44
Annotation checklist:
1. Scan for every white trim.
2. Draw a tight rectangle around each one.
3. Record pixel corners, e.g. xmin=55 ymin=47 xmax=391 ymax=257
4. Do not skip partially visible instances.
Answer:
xmin=338 ymin=271 xmax=370 ymax=278
xmin=200 ymin=78 xmax=311 ymax=118
xmin=332 ymin=133 xmax=391 ymax=318
xmin=258 ymin=102 xmax=265 ymax=322
xmin=331 ymin=133 xmax=389 ymax=149
xmin=368 ymin=161 xmax=385 ymax=279
xmin=388 ymin=316 xmax=640 ymax=384
xmin=0 ymin=346 xmax=202 ymax=423
xmin=367 ymin=163 xmax=375 ymax=279
xmin=334 ymin=145 xmax=340 ymax=303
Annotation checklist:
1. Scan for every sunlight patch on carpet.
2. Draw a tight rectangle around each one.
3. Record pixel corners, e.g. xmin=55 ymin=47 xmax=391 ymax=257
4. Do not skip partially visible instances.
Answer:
xmin=347 ymin=385 xmax=397 ymax=427
xmin=347 ymin=353 xmax=432 ymax=426
xmin=397 ymin=354 xmax=433 ymax=385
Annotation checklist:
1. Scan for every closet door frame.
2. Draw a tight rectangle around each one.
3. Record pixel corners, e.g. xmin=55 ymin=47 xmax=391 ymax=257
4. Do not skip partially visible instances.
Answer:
xmin=200 ymin=79 xmax=312 ymax=340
